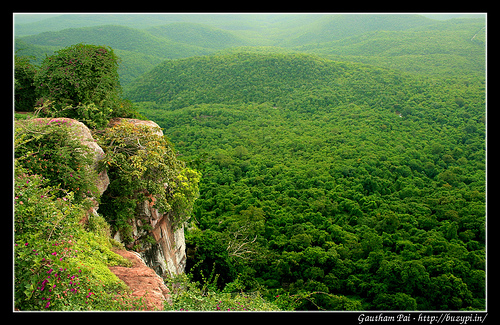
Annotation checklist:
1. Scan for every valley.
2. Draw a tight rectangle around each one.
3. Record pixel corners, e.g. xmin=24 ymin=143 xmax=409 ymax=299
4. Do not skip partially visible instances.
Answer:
xmin=14 ymin=13 xmax=486 ymax=311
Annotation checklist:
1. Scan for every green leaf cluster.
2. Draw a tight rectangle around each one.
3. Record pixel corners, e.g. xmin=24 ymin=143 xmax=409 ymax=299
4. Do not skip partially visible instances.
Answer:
xmin=163 ymin=273 xmax=280 ymax=311
xmin=15 ymin=118 xmax=99 ymax=204
xmin=33 ymin=44 xmax=120 ymax=127
xmin=14 ymin=54 xmax=38 ymax=111
xmin=15 ymin=43 xmax=142 ymax=128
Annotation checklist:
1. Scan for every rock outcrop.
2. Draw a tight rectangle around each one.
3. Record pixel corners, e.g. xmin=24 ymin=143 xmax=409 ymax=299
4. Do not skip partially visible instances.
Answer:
xmin=108 ymin=249 xmax=171 ymax=310
xmin=23 ymin=117 xmax=188 ymax=279
xmin=107 ymin=118 xmax=188 ymax=278
xmin=30 ymin=118 xmax=110 ymax=219
xmin=17 ymin=116 xmax=186 ymax=310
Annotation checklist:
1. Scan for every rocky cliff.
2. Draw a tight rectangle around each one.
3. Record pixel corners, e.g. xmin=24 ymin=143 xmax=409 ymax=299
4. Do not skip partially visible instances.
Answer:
xmin=107 ymin=118 xmax=187 ymax=278
xmin=27 ymin=117 xmax=188 ymax=279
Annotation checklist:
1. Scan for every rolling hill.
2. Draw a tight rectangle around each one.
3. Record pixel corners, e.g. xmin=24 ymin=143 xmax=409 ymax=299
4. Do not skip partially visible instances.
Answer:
xmin=15 ymin=23 xmax=248 ymax=84
xmin=296 ymin=17 xmax=486 ymax=76
xmin=15 ymin=14 xmax=485 ymax=84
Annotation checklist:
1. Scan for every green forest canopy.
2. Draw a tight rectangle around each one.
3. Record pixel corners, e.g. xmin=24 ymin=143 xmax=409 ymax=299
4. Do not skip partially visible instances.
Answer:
xmin=128 ymin=50 xmax=485 ymax=310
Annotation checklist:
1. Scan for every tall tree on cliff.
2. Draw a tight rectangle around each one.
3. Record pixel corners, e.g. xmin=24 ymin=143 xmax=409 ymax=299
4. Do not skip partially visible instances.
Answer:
xmin=33 ymin=43 xmax=136 ymax=128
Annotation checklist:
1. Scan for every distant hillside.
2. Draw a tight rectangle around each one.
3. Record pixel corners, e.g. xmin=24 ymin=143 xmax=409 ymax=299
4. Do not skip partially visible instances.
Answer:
xmin=16 ymin=24 xmax=247 ymax=85
xmin=13 ymin=13 xmax=319 ymax=37
xmin=123 ymin=52 xmax=404 ymax=110
xmin=123 ymin=51 xmax=485 ymax=124
xmin=146 ymin=23 xmax=246 ymax=49
xmin=277 ymin=14 xmax=436 ymax=47
xmin=15 ymin=14 xmax=486 ymax=83
xmin=17 ymin=25 xmax=210 ymax=58
xmin=295 ymin=18 xmax=486 ymax=76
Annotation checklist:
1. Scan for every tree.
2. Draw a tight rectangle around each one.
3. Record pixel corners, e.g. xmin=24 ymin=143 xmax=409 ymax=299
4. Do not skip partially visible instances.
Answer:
xmin=223 ymin=206 xmax=265 ymax=260
xmin=373 ymin=292 xmax=417 ymax=310
xmin=428 ymin=274 xmax=473 ymax=310
xmin=15 ymin=55 xmax=38 ymax=111
xmin=34 ymin=44 xmax=121 ymax=128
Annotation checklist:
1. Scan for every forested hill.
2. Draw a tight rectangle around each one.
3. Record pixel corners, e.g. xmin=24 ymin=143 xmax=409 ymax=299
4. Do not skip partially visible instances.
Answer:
xmin=124 ymin=52 xmax=372 ymax=108
xmin=15 ymin=24 xmax=247 ymax=84
xmin=15 ymin=15 xmax=485 ymax=84
xmin=128 ymin=51 xmax=486 ymax=310
xmin=124 ymin=51 xmax=484 ymax=117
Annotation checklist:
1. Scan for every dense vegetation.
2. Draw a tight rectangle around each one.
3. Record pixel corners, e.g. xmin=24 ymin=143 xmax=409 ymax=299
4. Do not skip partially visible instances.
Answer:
xmin=14 ymin=120 xmax=145 ymax=310
xmin=129 ymin=49 xmax=485 ymax=310
xmin=14 ymin=14 xmax=486 ymax=311
xmin=95 ymin=121 xmax=201 ymax=247
xmin=14 ymin=43 xmax=200 ymax=310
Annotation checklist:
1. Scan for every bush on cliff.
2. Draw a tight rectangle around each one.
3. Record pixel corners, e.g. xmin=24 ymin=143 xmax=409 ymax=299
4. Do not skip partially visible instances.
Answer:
xmin=95 ymin=120 xmax=200 ymax=246
xmin=14 ymin=118 xmax=99 ymax=204
xmin=15 ymin=43 xmax=142 ymax=128
xmin=13 ymin=162 xmax=148 ymax=310
xmin=33 ymin=44 xmax=120 ymax=127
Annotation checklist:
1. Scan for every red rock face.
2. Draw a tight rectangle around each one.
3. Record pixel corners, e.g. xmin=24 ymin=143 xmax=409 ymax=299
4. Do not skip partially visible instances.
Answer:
xmin=108 ymin=249 xmax=171 ymax=311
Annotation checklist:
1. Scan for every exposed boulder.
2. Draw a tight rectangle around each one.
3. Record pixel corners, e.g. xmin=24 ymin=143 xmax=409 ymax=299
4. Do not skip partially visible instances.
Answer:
xmin=108 ymin=249 xmax=171 ymax=310
xmin=107 ymin=117 xmax=163 ymax=137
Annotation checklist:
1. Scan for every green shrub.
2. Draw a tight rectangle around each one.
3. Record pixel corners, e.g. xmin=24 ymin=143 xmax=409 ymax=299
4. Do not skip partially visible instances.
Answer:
xmin=163 ymin=273 xmax=280 ymax=311
xmin=13 ymin=164 xmax=145 ymax=310
xmin=14 ymin=118 xmax=99 ymax=204
xmin=96 ymin=121 xmax=200 ymax=245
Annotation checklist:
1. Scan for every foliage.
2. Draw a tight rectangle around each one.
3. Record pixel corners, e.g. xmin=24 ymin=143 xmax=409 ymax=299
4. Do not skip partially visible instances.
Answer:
xmin=14 ymin=54 xmax=38 ymax=111
xmin=14 ymin=45 xmax=143 ymax=125
xmin=14 ymin=118 xmax=99 ymax=204
xmin=95 ymin=120 xmax=200 ymax=244
xmin=163 ymin=273 xmax=280 ymax=311
xmin=13 ymin=163 xmax=146 ymax=310
xmin=33 ymin=43 xmax=121 ymax=127
xmin=134 ymin=51 xmax=485 ymax=311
